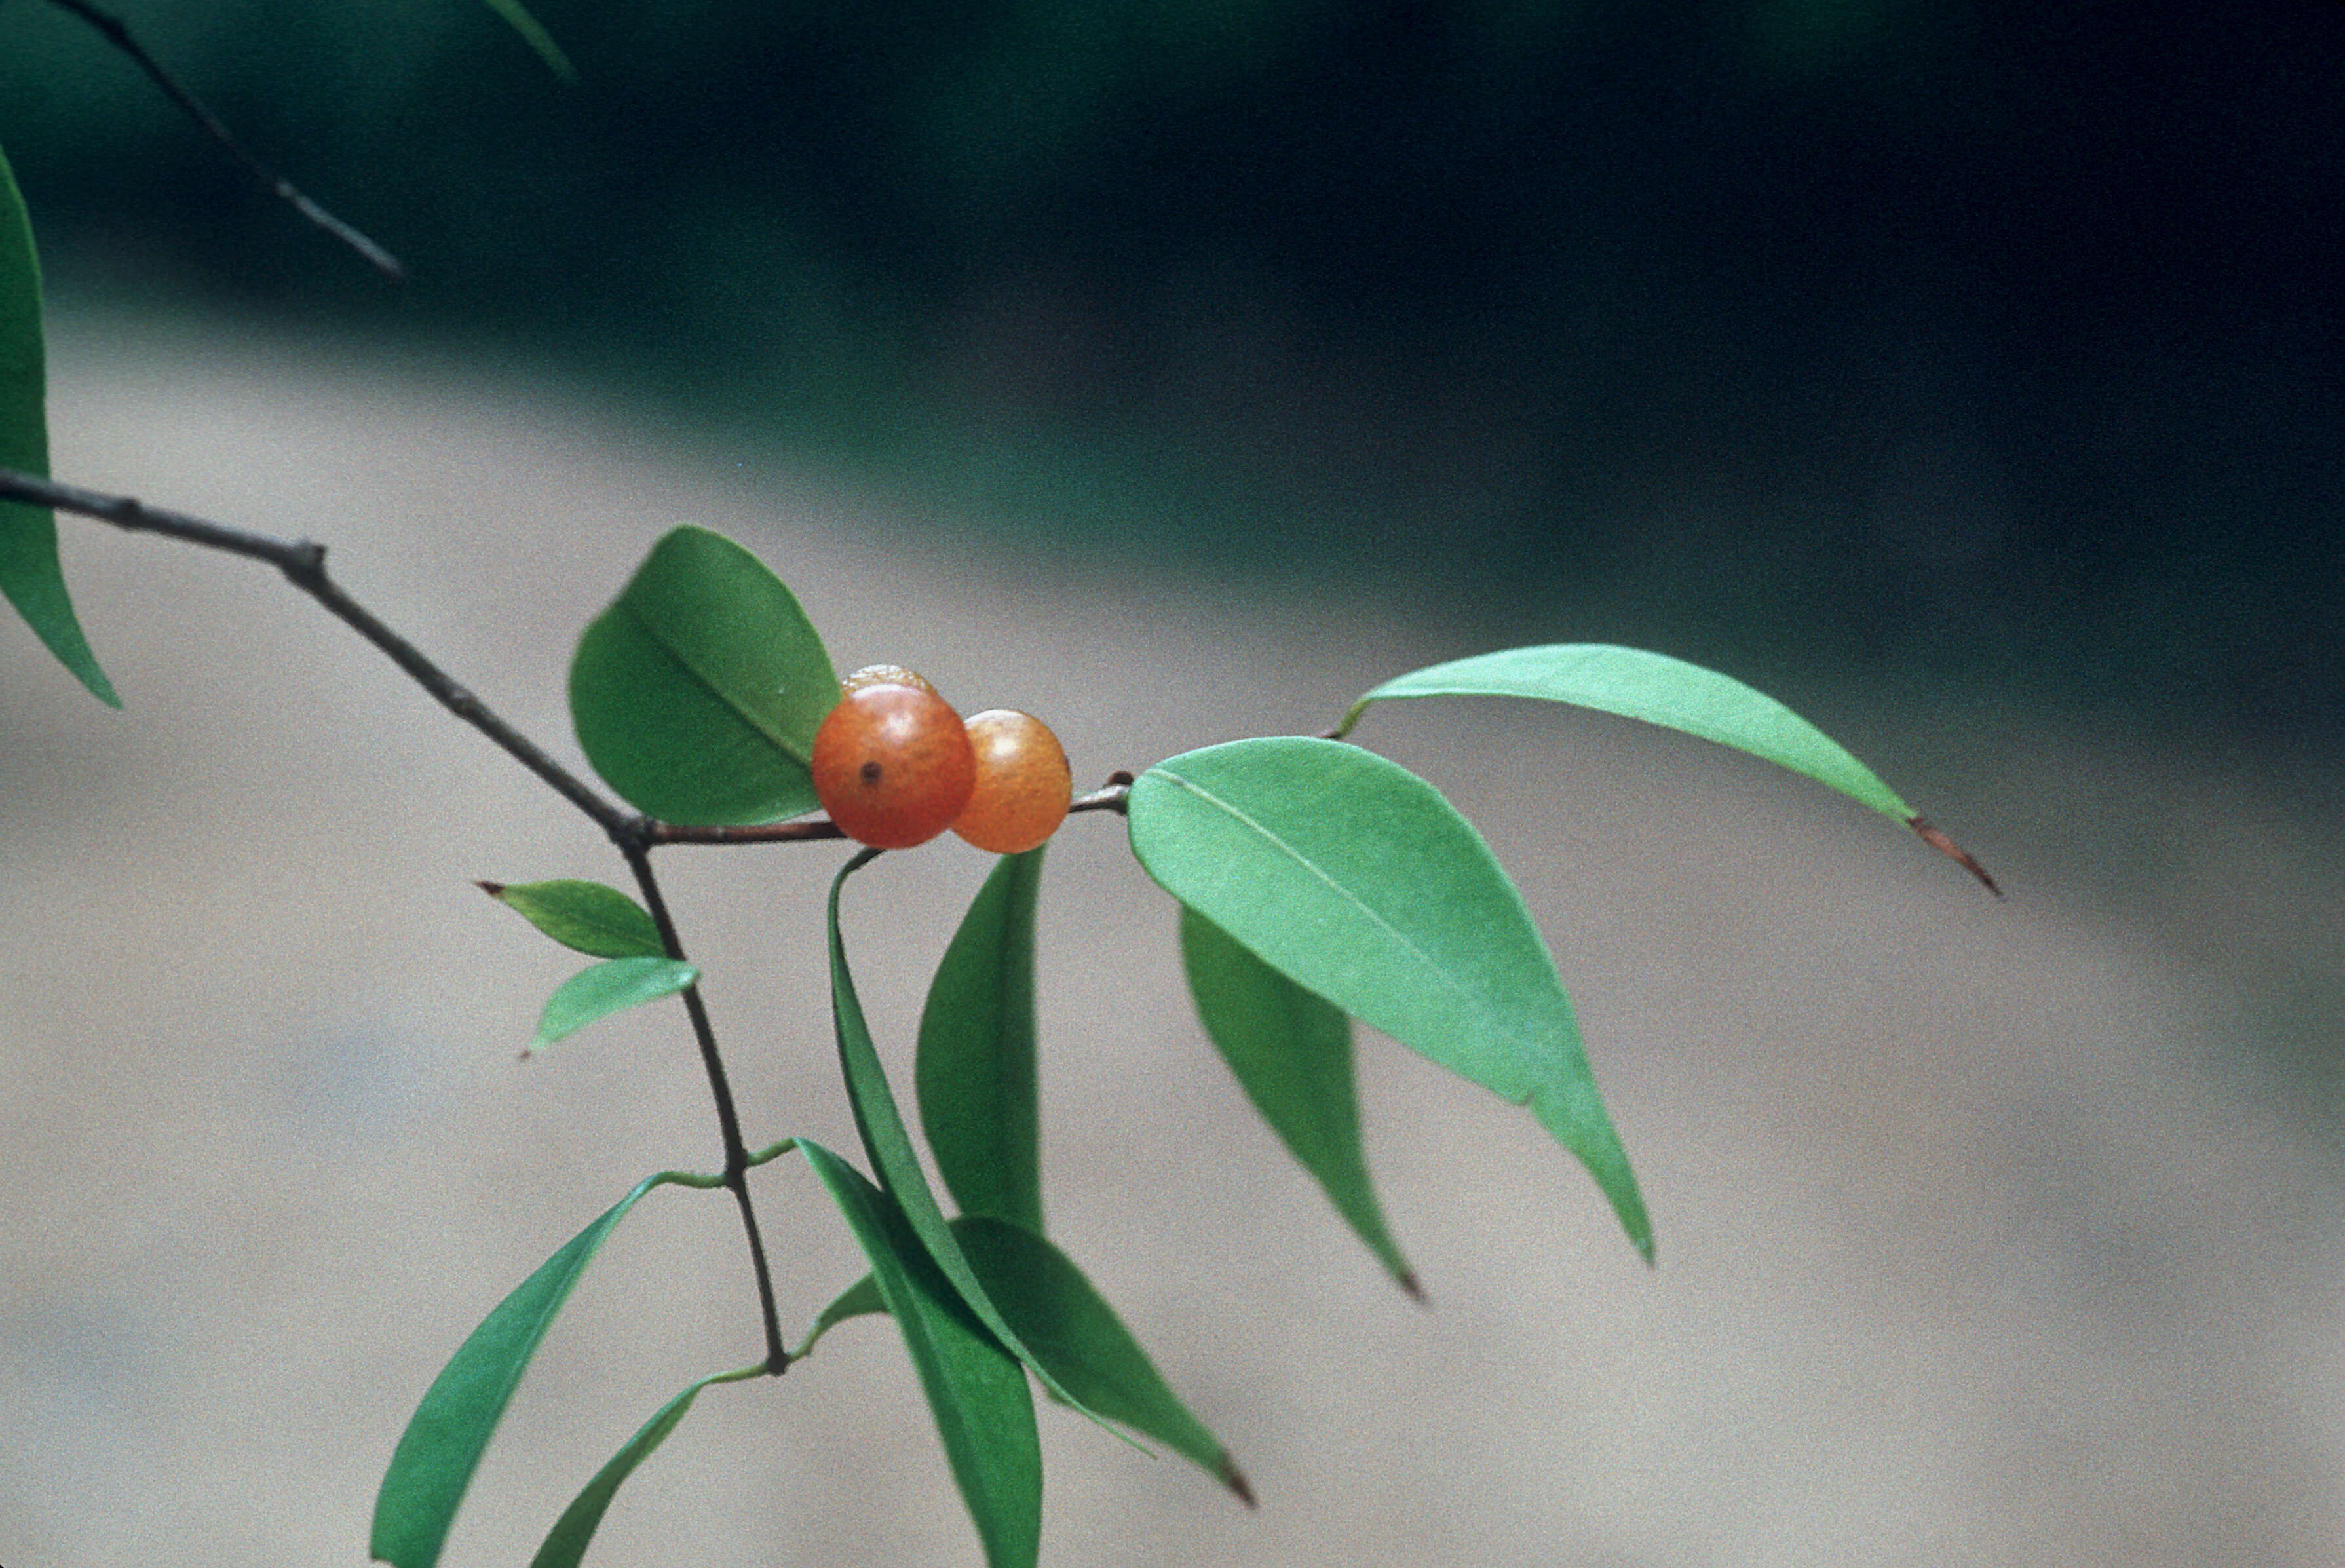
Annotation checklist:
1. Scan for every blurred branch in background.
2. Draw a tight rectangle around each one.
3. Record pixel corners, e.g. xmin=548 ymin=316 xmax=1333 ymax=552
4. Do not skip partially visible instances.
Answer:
xmin=0 ymin=0 xmax=2336 ymax=742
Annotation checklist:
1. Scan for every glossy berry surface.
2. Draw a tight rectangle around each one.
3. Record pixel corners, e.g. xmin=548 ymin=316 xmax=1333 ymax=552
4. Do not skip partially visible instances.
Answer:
xmin=810 ymin=681 xmax=976 ymax=849
xmin=840 ymin=662 xmax=936 ymax=696
xmin=953 ymin=709 xmax=1073 ymax=854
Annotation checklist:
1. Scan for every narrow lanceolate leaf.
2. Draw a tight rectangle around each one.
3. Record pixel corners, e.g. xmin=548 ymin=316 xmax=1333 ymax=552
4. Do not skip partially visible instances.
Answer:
xmin=532 ymin=957 xmax=697 ymax=1050
xmin=956 ymin=1216 xmax=1252 ymax=1505
xmin=372 ymin=1174 xmax=670 ymax=1568
xmin=1128 ymin=738 xmax=1653 ymax=1263
xmin=1337 ymin=643 xmax=1997 ymax=892
xmin=476 ymin=0 xmax=579 ymax=83
xmin=569 ymin=526 xmax=835 ymax=824
xmin=527 ymin=1366 xmax=757 ymax=1568
xmin=481 ymin=879 xmax=664 ymax=959
xmin=828 ymin=851 xmax=1109 ymax=1421
xmin=918 ymin=848 xmax=1047 ymax=1234
xmin=0 ymin=143 xmax=117 ymax=708
xmin=1180 ymin=907 xmax=1415 ymax=1296
xmin=800 ymin=1139 xmax=1042 ymax=1568
xmin=793 ymin=1272 xmax=888 ymax=1360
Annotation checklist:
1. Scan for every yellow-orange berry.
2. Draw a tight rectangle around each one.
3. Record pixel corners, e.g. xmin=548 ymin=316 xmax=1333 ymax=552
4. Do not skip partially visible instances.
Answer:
xmin=812 ymin=683 xmax=976 ymax=849
xmin=840 ymin=662 xmax=936 ymax=696
xmin=952 ymin=709 xmax=1073 ymax=855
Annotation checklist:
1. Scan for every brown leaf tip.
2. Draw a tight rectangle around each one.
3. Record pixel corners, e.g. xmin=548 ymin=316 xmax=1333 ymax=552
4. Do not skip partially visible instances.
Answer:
xmin=1907 ymin=816 xmax=2003 ymax=899
xmin=1398 ymin=1269 xmax=1429 ymax=1306
xmin=1220 ymin=1455 xmax=1258 ymax=1510
xmin=475 ymin=880 xmax=506 ymax=898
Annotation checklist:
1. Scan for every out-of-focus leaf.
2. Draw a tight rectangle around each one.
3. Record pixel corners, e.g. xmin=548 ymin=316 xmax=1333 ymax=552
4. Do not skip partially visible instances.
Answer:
xmin=1335 ymin=643 xmax=2000 ymax=891
xmin=917 ymin=848 xmax=1046 ymax=1234
xmin=1179 ymin=906 xmax=1414 ymax=1295
xmin=532 ymin=957 xmax=697 ymax=1050
xmin=957 ymin=1215 xmax=1251 ymax=1504
xmin=1128 ymin=737 xmax=1652 ymax=1263
xmin=372 ymin=1174 xmax=669 ymax=1568
xmin=799 ymin=1138 xmax=1041 ymax=1568
xmin=0 ymin=143 xmax=116 ymax=708
xmin=569 ymin=526 xmax=835 ymax=824
xmin=482 ymin=879 xmax=664 ymax=959
xmin=529 ymin=1366 xmax=757 ymax=1568
xmin=476 ymin=0 xmax=579 ymax=83
xmin=826 ymin=851 xmax=1108 ymax=1419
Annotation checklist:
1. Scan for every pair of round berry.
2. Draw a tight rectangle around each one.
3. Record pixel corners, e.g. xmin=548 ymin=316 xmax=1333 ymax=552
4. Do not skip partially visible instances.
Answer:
xmin=811 ymin=665 xmax=1072 ymax=854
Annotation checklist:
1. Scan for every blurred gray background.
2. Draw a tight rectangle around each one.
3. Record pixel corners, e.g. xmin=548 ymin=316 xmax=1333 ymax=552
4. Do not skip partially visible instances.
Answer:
xmin=3 ymin=1 xmax=2342 ymax=1563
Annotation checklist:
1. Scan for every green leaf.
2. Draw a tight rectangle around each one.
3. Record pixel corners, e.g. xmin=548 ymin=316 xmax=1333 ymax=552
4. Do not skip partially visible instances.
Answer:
xmin=532 ymin=957 xmax=697 ymax=1050
xmin=482 ymin=879 xmax=664 ymax=959
xmin=955 ymin=1215 xmax=1252 ymax=1505
xmin=527 ymin=1364 xmax=762 ymax=1568
xmin=799 ymin=1139 xmax=1042 ymax=1568
xmin=1337 ymin=643 xmax=2000 ymax=893
xmin=827 ymin=851 xmax=1111 ymax=1421
xmin=0 ymin=142 xmax=117 ymax=708
xmin=1179 ymin=906 xmax=1415 ymax=1296
xmin=569 ymin=526 xmax=836 ymax=824
xmin=372 ymin=1174 xmax=670 ymax=1568
xmin=917 ymin=848 xmax=1046 ymax=1234
xmin=793 ymin=1271 xmax=888 ymax=1360
xmin=1127 ymin=737 xmax=1652 ymax=1263
xmin=476 ymin=0 xmax=579 ymax=83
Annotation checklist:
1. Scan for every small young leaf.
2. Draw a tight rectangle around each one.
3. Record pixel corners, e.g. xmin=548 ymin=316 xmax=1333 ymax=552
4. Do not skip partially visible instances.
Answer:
xmin=828 ymin=851 xmax=1110 ymax=1423
xmin=918 ymin=847 xmax=1047 ymax=1235
xmin=482 ymin=879 xmax=664 ymax=959
xmin=793 ymin=1272 xmax=888 ymax=1360
xmin=955 ymin=1215 xmax=1252 ymax=1505
xmin=799 ymin=1138 xmax=1042 ymax=1568
xmin=1337 ymin=643 xmax=1998 ymax=890
xmin=1179 ymin=907 xmax=1416 ymax=1297
xmin=527 ymin=1366 xmax=758 ymax=1568
xmin=0 ymin=143 xmax=117 ymax=708
xmin=372 ymin=1174 xmax=670 ymax=1568
xmin=476 ymin=0 xmax=579 ymax=83
xmin=1128 ymin=737 xmax=1653 ymax=1263
xmin=532 ymin=957 xmax=697 ymax=1050
xmin=569 ymin=526 xmax=836 ymax=824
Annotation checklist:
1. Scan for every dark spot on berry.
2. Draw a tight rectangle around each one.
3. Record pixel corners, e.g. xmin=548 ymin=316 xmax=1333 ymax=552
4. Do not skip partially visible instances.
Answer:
xmin=860 ymin=761 xmax=883 ymax=786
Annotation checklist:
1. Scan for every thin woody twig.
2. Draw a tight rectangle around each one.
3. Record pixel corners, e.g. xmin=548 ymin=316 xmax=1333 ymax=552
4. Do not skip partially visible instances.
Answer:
xmin=0 ymin=466 xmax=625 ymax=831
xmin=38 ymin=0 xmax=405 ymax=278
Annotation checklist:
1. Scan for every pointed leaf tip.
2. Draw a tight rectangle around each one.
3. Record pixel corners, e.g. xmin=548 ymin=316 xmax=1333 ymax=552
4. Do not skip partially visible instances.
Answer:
xmin=1222 ymin=1457 xmax=1257 ymax=1509
xmin=1909 ymin=816 xmax=2002 ymax=898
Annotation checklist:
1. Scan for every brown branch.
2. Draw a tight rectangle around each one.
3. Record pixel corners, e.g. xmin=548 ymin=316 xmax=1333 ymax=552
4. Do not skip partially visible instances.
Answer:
xmin=646 ymin=778 xmax=1132 ymax=845
xmin=0 ymin=467 xmax=624 ymax=832
xmin=39 ymin=0 xmax=404 ymax=278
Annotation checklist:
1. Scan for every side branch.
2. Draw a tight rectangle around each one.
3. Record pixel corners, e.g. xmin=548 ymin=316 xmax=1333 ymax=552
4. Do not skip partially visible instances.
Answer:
xmin=0 ymin=467 xmax=630 ymax=835
xmin=39 ymin=0 xmax=404 ymax=278
xmin=647 ymin=779 xmax=1132 ymax=845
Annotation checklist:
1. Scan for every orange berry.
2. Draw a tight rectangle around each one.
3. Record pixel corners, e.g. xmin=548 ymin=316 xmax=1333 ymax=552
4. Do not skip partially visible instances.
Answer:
xmin=811 ymin=683 xmax=976 ymax=849
xmin=952 ymin=710 xmax=1073 ymax=855
xmin=841 ymin=662 xmax=936 ymax=696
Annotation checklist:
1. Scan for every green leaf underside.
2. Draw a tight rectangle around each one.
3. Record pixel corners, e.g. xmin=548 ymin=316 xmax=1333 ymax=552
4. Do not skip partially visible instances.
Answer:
xmin=919 ymin=849 xmax=1046 ymax=1235
xmin=372 ymin=1174 xmax=669 ymax=1568
xmin=476 ymin=0 xmax=579 ymax=83
xmin=797 ymin=1271 xmax=888 ymax=1359
xmin=800 ymin=1139 xmax=1042 ymax=1568
xmin=0 ymin=143 xmax=117 ymax=707
xmin=801 ymin=1216 xmax=1249 ymax=1502
xmin=1128 ymin=738 xmax=1652 ymax=1263
xmin=529 ymin=1369 xmax=744 ymax=1568
xmin=533 ymin=957 xmax=697 ymax=1049
xmin=489 ymin=879 xmax=664 ymax=959
xmin=1179 ymin=907 xmax=1413 ymax=1291
xmin=1343 ymin=643 xmax=1914 ymax=822
xmin=569 ymin=526 xmax=835 ymax=824
xmin=827 ymin=852 xmax=1110 ymax=1422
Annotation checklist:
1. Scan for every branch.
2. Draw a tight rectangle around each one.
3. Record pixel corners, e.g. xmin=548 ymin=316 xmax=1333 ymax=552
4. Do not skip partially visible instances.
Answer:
xmin=647 ymin=778 xmax=1134 ymax=845
xmin=0 ymin=467 xmax=627 ymax=833
xmin=39 ymin=0 xmax=405 ymax=278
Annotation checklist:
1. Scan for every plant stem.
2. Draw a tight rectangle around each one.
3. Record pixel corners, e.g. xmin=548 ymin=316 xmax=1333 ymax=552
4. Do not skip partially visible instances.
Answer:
xmin=622 ymin=839 xmax=792 ymax=1373
xmin=38 ymin=0 xmax=404 ymax=277
xmin=2 ymin=466 xmax=793 ymax=1369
